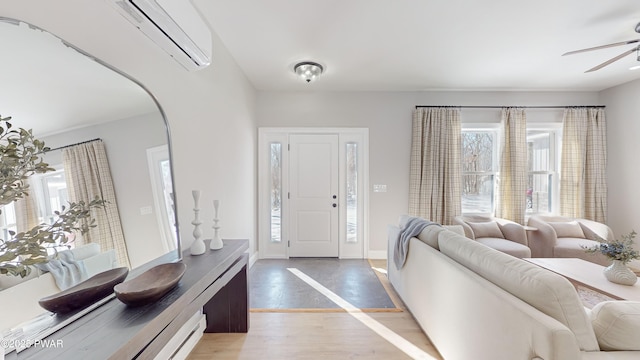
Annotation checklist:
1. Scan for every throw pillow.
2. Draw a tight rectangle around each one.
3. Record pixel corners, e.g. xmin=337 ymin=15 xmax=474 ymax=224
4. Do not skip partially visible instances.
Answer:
xmin=549 ymin=221 xmax=585 ymax=238
xmin=591 ymin=301 xmax=640 ymax=351
xmin=467 ymin=221 xmax=504 ymax=239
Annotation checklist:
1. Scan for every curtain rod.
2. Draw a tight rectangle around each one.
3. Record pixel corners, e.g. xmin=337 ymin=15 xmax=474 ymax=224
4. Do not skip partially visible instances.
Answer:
xmin=47 ymin=138 xmax=102 ymax=152
xmin=414 ymin=105 xmax=606 ymax=109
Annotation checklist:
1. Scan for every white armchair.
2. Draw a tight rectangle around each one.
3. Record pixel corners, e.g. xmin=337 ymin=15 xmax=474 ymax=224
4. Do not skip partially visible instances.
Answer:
xmin=453 ymin=215 xmax=531 ymax=258
xmin=526 ymin=215 xmax=612 ymax=266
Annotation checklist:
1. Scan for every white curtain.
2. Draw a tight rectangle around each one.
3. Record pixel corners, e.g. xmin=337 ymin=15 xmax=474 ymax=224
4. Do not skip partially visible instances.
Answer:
xmin=560 ymin=107 xmax=607 ymax=222
xmin=409 ymin=108 xmax=461 ymax=224
xmin=14 ymin=179 xmax=40 ymax=233
xmin=63 ymin=140 xmax=130 ymax=267
xmin=496 ymin=108 xmax=528 ymax=224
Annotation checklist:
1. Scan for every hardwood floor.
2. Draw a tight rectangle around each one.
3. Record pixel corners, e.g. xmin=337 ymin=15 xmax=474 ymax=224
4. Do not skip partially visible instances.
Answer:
xmin=186 ymin=259 xmax=443 ymax=360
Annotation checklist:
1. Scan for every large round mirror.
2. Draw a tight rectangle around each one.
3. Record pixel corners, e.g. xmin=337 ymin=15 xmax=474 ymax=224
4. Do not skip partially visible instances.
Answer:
xmin=0 ymin=18 xmax=180 ymax=340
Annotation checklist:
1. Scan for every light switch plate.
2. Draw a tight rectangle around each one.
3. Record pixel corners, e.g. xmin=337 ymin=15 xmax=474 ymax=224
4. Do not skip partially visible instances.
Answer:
xmin=373 ymin=184 xmax=387 ymax=193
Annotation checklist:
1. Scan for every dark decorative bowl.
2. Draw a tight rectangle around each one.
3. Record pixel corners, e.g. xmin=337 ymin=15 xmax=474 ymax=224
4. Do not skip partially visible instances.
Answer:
xmin=114 ymin=262 xmax=186 ymax=307
xmin=39 ymin=267 xmax=129 ymax=314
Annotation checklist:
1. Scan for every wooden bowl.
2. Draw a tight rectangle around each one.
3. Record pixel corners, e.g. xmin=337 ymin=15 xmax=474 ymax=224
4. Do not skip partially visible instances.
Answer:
xmin=114 ymin=262 xmax=186 ymax=307
xmin=39 ymin=267 xmax=129 ymax=314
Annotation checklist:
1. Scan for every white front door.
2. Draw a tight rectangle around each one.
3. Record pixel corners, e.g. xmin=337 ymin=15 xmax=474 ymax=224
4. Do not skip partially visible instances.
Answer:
xmin=289 ymin=134 xmax=339 ymax=257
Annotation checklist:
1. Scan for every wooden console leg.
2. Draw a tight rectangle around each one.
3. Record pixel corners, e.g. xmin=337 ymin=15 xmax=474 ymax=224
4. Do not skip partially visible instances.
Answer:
xmin=203 ymin=259 xmax=249 ymax=332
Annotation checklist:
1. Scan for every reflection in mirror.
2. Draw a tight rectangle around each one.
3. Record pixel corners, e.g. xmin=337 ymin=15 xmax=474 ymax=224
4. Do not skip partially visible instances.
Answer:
xmin=0 ymin=18 xmax=180 ymax=347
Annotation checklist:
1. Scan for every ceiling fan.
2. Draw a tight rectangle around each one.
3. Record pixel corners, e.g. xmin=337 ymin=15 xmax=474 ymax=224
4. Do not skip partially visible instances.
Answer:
xmin=563 ymin=22 xmax=640 ymax=72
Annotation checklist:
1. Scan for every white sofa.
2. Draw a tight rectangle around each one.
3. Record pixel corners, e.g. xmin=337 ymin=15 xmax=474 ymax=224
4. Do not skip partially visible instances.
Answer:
xmin=388 ymin=219 xmax=640 ymax=360
xmin=0 ymin=244 xmax=117 ymax=331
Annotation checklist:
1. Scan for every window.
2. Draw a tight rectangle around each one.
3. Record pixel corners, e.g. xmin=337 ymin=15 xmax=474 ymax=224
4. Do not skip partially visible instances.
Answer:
xmin=37 ymin=170 xmax=69 ymax=225
xmin=269 ymin=143 xmax=282 ymax=243
xmin=461 ymin=130 xmax=498 ymax=214
xmin=526 ymin=129 xmax=559 ymax=215
xmin=0 ymin=202 xmax=17 ymax=241
xmin=346 ymin=143 xmax=358 ymax=243
xmin=1 ymin=169 xmax=71 ymax=254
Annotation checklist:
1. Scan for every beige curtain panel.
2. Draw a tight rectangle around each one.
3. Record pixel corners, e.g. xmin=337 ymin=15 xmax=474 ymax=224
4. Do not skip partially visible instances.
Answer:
xmin=63 ymin=140 xmax=131 ymax=267
xmin=496 ymin=108 xmax=528 ymax=224
xmin=409 ymin=107 xmax=461 ymax=225
xmin=560 ymin=107 xmax=607 ymax=223
xmin=14 ymin=182 xmax=40 ymax=234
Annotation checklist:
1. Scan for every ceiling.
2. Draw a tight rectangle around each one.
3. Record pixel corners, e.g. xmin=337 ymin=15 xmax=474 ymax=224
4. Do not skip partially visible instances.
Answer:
xmin=2 ymin=1 xmax=640 ymax=136
xmin=0 ymin=20 xmax=157 ymax=136
xmin=196 ymin=0 xmax=640 ymax=92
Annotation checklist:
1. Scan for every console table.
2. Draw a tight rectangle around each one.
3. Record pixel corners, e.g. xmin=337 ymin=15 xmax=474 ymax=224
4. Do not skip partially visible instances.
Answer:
xmin=525 ymin=257 xmax=640 ymax=301
xmin=7 ymin=239 xmax=249 ymax=360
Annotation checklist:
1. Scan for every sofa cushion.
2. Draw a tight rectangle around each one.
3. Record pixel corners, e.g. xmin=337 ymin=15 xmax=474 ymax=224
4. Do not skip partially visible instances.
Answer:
xmin=476 ymin=238 xmax=532 ymax=258
xmin=443 ymin=224 xmax=465 ymax=236
xmin=438 ymin=233 xmax=600 ymax=351
xmin=590 ymin=301 xmax=640 ymax=351
xmin=0 ymin=267 xmax=41 ymax=290
xmin=468 ymin=221 xmax=504 ymax=239
xmin=549 ymin=221 xmax=585 ymax=239
xmin=70 ymin=243 xmax=101 ymax=260
xmin=417 ymin=225 xmax=447 ymax=250
xmin=554 ymin=238 xmax=602 ymax=259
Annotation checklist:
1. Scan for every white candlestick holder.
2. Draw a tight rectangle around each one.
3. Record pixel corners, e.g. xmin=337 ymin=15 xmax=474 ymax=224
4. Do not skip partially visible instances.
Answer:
xmin=210 ymin=199 xmax=223 ymax=250
xmin=190 ymin=190 xmax=206 ymax=255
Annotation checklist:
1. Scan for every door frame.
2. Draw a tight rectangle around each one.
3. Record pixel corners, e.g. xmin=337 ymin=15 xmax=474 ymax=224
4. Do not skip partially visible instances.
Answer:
xmin=258 ymin=127 xmax=369 ymax=259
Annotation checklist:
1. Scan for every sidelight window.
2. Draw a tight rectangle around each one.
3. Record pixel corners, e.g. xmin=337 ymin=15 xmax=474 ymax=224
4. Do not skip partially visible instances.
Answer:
xmin=346 ymin=143 xmax=358 ymax=243
xmin=270 ymin=143 xmax=282 ymax=243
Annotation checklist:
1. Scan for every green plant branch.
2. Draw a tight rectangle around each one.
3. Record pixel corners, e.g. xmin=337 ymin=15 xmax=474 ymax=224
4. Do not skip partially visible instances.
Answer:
xmin=1 ymin=114 xmax=106 ymax=278
xmin=0 ymin=198 xmax=106 ymax=277
xmin=582 ymin=230 xmax=640 ymax=264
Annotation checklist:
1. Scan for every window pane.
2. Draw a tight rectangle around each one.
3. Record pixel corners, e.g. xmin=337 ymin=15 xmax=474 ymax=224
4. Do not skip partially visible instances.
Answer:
xmin=160 ymin=160 xmax=177 ymax=247
xmin=462 ymin=132 xmax=494 ymax=172
xmin=346 ymin=143 xmax=357 ymax=243
xmin=270 ymin=143 xmax=282 ymax=243
xmin=527 ymin=174 xmax=553 ymax=213
xmin=462 ymin=174 xmax=494 ymax=213
xmin=41 ymin=171 xmax=68 ymax=224
xmin=527 ymin=131 xmax=550 ymax=171
xmin=526 ymin=131 xmax=553 ymax=214
xmin=462 ymin=131 xmax=495 ymax=213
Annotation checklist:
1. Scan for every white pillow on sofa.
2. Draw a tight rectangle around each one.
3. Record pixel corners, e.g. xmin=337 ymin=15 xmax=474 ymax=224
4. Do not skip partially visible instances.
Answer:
xmin=467 ymin=221 xmax=504 ymax=239
xmin=549 ymin=221 xmax=585 ymax=239
xmin=591 ymin=301 xmax=640 ymax=351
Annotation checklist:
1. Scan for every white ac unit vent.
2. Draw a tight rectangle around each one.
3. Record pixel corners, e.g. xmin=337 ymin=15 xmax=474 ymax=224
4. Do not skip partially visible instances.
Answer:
xmin=108 ymin=0 xmax=212 ymax=71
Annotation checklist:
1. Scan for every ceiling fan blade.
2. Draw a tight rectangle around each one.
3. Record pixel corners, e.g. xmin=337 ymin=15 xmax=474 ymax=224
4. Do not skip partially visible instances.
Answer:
xmin=563 ymin=39 xmax=640 ymax=56
xmin=585 ymin=47 xmax=637 ymax=72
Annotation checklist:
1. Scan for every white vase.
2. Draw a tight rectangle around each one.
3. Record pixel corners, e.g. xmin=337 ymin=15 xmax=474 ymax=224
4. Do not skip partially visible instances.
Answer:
xmin=190 ymin=190 xmax=206 ymax=255
xmin=603 ymin=260 xmax=638 ymax=286
xmin=210 ymin=200 xmax=223 ymax=250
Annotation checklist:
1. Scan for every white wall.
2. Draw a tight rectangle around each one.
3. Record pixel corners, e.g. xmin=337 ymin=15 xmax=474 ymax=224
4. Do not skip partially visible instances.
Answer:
xmin=40 ymin=112 xmax=169 ymax=268
xmin=2 ymin=1 xmax=258 ymax=258
xmin=600 ymin=78 xmax=640 ymax=243
xmin=257 ymin=91 xmax=600 ymax=254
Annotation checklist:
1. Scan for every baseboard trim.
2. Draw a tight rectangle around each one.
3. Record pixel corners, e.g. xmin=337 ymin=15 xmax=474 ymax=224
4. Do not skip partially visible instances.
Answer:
xmin=250 ymin=308 xmax=403 ymax=313
xmin=248 ymin=251 xmax=258 ymax=269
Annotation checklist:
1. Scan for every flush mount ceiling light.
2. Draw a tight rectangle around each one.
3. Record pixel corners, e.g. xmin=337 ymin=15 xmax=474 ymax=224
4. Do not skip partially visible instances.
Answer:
xmin=294 ymin=61 xmax=323 ymax=83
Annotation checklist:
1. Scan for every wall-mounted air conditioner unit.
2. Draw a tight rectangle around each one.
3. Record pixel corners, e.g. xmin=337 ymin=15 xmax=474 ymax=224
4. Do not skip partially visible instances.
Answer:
xmin=108 ymin=0 xmax=212 ymax=71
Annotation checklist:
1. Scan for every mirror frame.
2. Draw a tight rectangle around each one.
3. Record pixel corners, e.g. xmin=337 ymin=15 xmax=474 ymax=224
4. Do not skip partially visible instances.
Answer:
xmin=0 ymin=16 xmax=182 ymax=351
xmin=0 ymin=16 xmax=181 ymax=259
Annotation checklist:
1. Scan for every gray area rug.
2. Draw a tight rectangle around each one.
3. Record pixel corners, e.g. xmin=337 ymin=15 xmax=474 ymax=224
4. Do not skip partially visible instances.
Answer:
xmin=249 ymin=258 xmax=396 ymax=309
